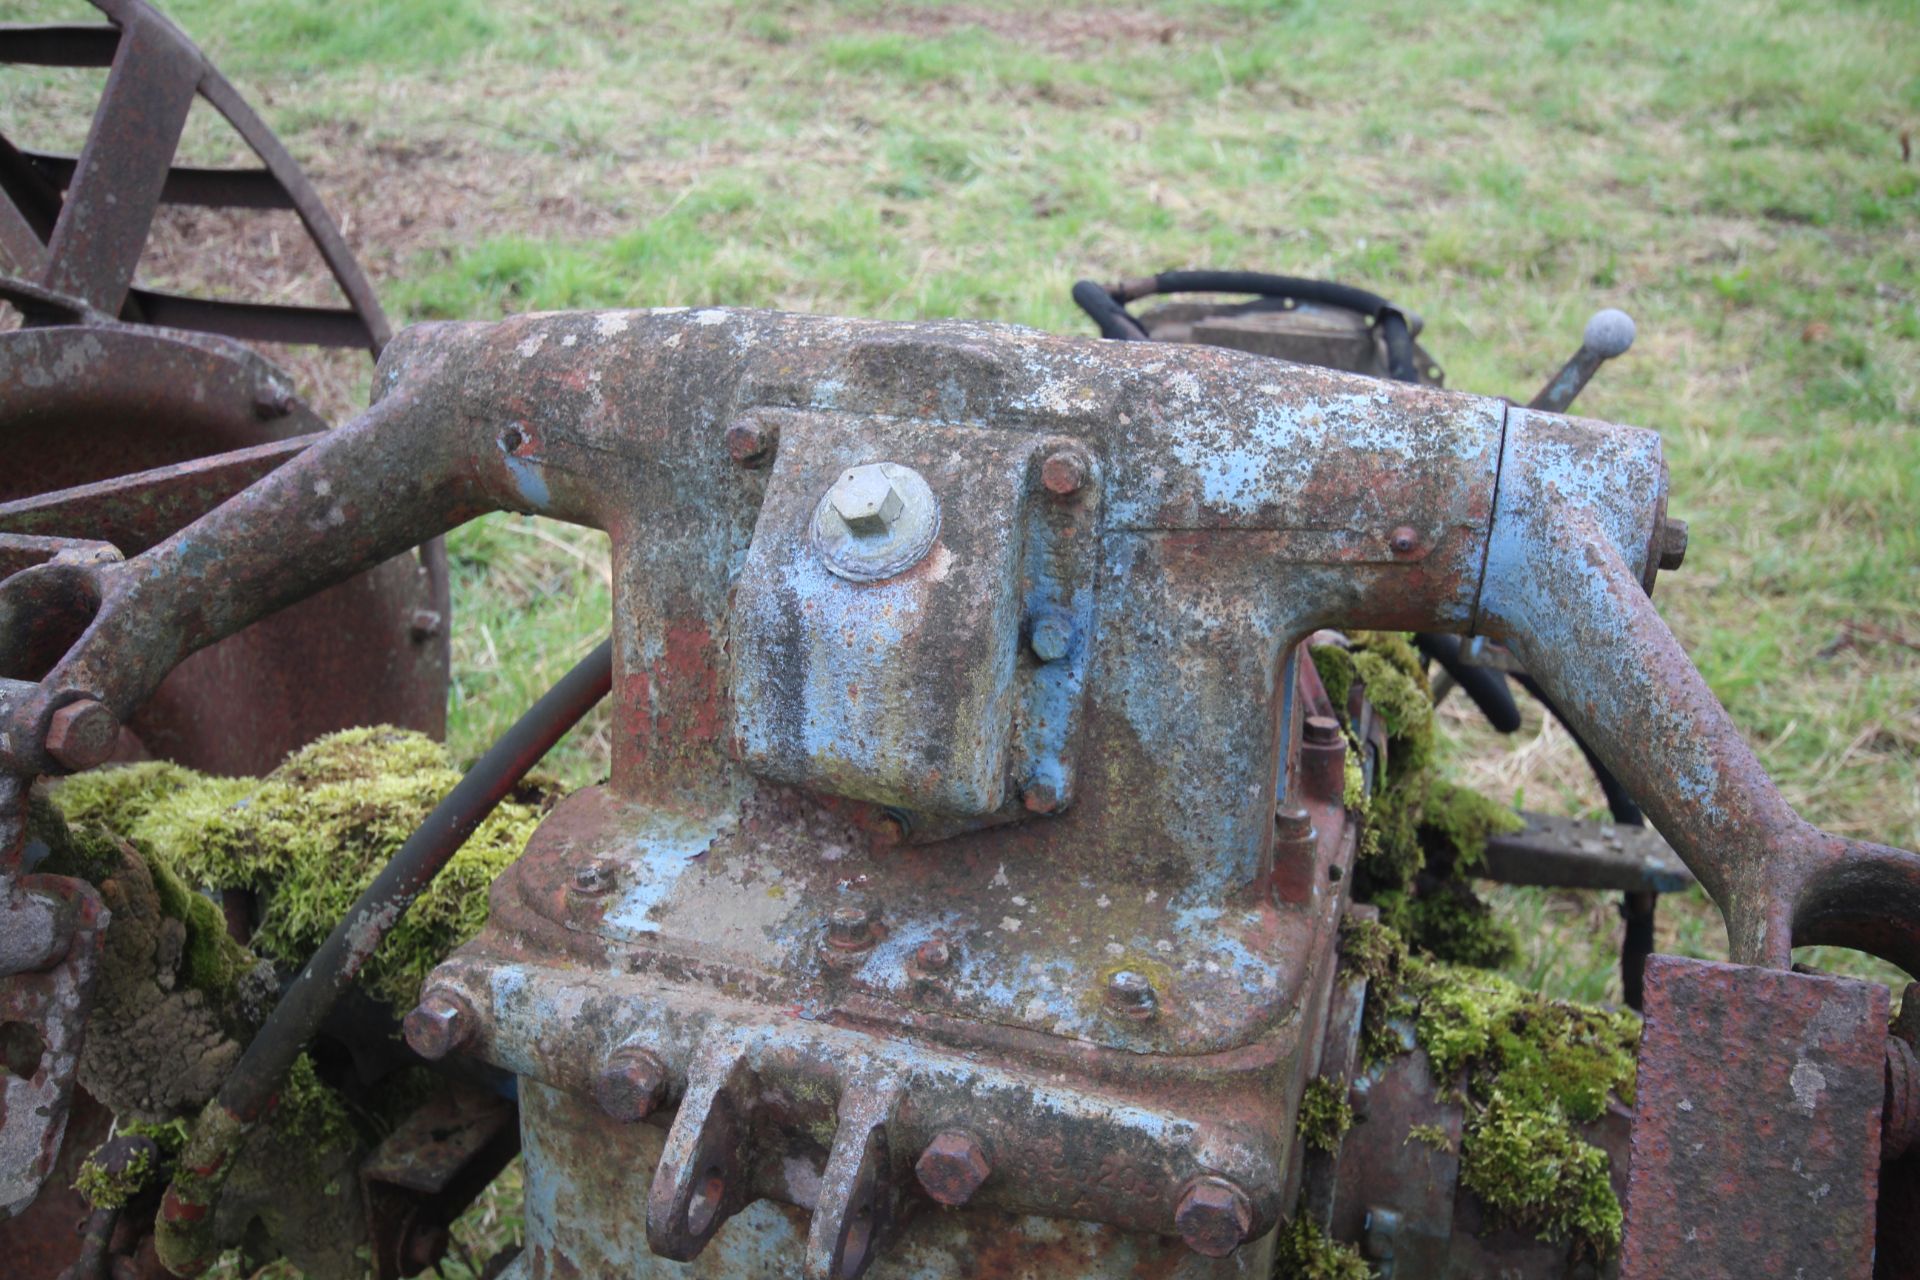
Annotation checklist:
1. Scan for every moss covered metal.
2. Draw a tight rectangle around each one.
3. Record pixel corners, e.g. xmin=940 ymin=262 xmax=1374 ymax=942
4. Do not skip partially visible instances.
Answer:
xmin=1310 ymin=634 xmax=1523 ymax=970
xmin=1272 ymin=1215 xmax=1373 ymax=1280
xmin=49 ymin=726 xmax=560 ymax=1009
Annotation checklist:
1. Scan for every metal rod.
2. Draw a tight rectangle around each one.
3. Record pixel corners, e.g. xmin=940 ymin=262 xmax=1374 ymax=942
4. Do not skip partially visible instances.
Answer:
xmin=156 ymin=636 xmax=612 ymax=1274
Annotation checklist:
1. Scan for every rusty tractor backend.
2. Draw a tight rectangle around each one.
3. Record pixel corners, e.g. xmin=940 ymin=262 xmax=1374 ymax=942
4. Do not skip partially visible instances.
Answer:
xmin=3 ymin=6 xmax=1918 ymax=1280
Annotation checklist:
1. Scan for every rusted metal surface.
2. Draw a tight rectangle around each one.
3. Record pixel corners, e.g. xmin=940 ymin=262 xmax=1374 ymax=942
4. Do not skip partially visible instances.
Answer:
xmin=360 ymin=1083 xmax=519 ymax=1280
xmin=1476 ymin=811 xmax=1694 ymax=895
xmin=1623 ymin=955 xmax=1888 ymax=1279
xmin=0 ymin=298 xmax=1911 ymax=1274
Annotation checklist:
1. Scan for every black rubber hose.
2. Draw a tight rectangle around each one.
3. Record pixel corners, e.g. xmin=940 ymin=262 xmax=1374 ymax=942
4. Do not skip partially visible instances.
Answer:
xmin=1136 ymin=269 xmax=1397 ymax=316
xmin=1070 ymin=280 xmax=1148 ymax=340
xmin=1413 ymin=633 xmax=1522 ymax=734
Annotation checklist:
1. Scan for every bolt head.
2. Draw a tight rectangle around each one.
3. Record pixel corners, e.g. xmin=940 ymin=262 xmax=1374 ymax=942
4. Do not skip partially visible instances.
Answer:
xmin=915 ymin=1131 xmax=990 ymax=1205
xmin=402 ymin=990 xmax=474 ymax=1061
xmin=1658 ymin=517 xmax=1688 ymax=571
xmin=45 ymin=699 xmax=119 ymax=772
xmin=914 ymin=938 xmax=952 ymax=972
xmin=572 ymin=863 xmax=613 ymax=896
xmin=829 ymin=464 xmax=907 ymax=536
xmin=1175 ymin=1176 xmax=1253 ymax=1258
xmin=827 ymin=903 xmax=876 ymax=950
xmin=595 ymin=1047 xmax=668 ymax=1122
xmin=1029 ymin=612 xmax=1074 ymax=663
xmin=1105 ymin=969 xmax=1158 ymax=1020
xmin=1303 ymin=715 xmax=1343 ymax=746
xmin=724 ymin=416 xmax=776 ymax=466
xmin=1388 ymin=526 xmax=1419 ymax=556
xmin=1040 ymin=451 xmax=1089 ymax=497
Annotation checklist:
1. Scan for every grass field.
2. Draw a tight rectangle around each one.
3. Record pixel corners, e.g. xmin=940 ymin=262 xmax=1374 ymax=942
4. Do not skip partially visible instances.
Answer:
xmin=4 ymin=0 xmax=1918 ymax=1266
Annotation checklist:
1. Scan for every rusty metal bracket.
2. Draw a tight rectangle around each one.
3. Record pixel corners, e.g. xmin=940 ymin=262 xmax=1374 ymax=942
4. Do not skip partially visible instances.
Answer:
xmin=1623 ymin=954 xmax=1890 ymax=1279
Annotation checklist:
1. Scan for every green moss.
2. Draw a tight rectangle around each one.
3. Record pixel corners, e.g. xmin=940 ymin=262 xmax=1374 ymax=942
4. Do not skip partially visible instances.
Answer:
xmin=1299 ymin=1075 xmax=1354 ymax=1153
xmin=1337 ymin=915 xmax=1406 ymax=987
xmin=1272 ymin=1215 xmax=1373 ymax=1280
xmin=122 ymin=1118 xmax=191 ymax=1157
xmin=47 ymin=727 xmax=559 ymax=1008
xmin=1360 ymin=956 xmax=1639 ymax=1259
xmin=1309 ymin=634 xmax=1523 ymax=968
xmin=1460 ymin=1091 xmax=1623 ymax=1253
xmin=73 ymin=1143 xmax=154 ymax=1210
xmin=1406 ymin=1122 xmax=1452 ymax=1151
xmin=277 ymin=1055 xmax=358 ymax=1151
xmin=1375 ymin=882 xmax=1518 ymax=971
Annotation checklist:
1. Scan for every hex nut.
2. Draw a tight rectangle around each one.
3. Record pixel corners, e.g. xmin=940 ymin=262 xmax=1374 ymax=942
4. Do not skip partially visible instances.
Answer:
xmin=826 ymin=903 xmax=876 ymax=952
xmin=595 ymin=1047 xmax=669 ymax=1122
xmin=1303 ymin=715 xmax=1343 ymax=746
xmin=45 ymin=699 xmax=119 ymax=772
xmin=913 ymin=938 xmax=952 ymax=973
xmin=915 ymin=1131 xmax=991 ymax=1206
xmin=1040 ymin=450 xmax=1089 ymax=497
xmin=402 ymin=990 xmax=475 ymax=1061
xmin=1175 ymin=1176 xmax=1253 ymax=1258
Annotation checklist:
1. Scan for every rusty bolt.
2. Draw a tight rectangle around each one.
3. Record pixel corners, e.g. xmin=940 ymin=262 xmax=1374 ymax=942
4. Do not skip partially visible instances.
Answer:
xmin=595 ymin=1046 xmax=668 ymax=1122
xmin=1658 ymin=517 xmax=1688 ymax=571
xmin=1022 ymin=781 xmax=1062 ymax=815
xmin=45 ymin=699 xmax=119 ymax=772
xmin=571 ymin=863 xmax=613 ymax=896
xmin=1040 ymin=450 xmax=1089 ymax=498
xmin=402 ymin=989 xmax=475 ymax=1061
xmin=1388 ymin=526 xmax=1419 ymax=555
xmin=408 ymin=608 xmax=443 ymax=641
xmin=827 ymin=903 xmax=876 ymax=951
xmin=828 ymin=464 xmax=907 ymax=536
xmin=1275 ymin=806 xmax=1313 ymax=840
xmin=1174 ymin=1176 xmax=1253 ymax=1258
xmin=915 ymin=1130 xmax=991 ymax=1206
xmin=1029 ymin=612 xmax=1074 ymax=663
xmin=914 ymin=938 xmax=952 ymax=973
xmin=1105 ymin=970 xmax=1158 ymax=1021
xmin=724 ymin=416 xmax=777 ymax=467
xmin=1303 ymin=714 xmax=1343 ymax=746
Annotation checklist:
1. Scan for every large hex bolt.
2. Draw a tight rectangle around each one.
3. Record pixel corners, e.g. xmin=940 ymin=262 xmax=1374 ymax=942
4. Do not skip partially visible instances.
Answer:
xmin=402 ymin=989 xmax=475 ymax=1061
xmin=915 ymin=1130 xmax=991 ymax=1206
xmin=45 ymin=698 xmax=119 ymax=772
xmin=595 ymin=1046 xmax=669 ymax=1123
xmin=1175 ymin=1176 xmax=1254 ymax=1258
xmin=828 ymin=464 xmax=907 ymax=536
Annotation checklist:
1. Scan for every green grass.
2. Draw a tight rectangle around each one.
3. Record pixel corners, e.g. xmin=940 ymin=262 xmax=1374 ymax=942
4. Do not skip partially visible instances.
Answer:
xmin=4 ymin=0 xmax=1918 ymax=1264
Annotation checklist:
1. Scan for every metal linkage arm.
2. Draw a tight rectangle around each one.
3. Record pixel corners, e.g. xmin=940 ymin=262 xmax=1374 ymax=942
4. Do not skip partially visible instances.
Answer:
xmin=1475 ymin=408 xmax=1920 ymax=974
